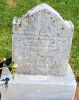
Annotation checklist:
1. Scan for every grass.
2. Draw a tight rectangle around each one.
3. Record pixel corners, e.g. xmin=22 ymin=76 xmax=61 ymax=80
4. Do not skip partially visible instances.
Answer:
xmin=0 ymin=0 xmax=79 ymax=78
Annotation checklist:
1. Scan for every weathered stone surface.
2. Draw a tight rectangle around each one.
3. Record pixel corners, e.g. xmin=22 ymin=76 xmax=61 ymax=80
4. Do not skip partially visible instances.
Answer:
xmin=12 ymin=3 xmax=74 ymax=75
xmin=1 ymin=65 xmax=76 ymax=100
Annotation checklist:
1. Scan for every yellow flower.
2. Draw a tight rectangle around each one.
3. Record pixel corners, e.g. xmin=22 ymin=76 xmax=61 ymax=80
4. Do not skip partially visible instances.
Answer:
xmin=11 ymin=64 xmax=17 ymax=69
xmin=3 ymin=58 xmax=6 ymax=62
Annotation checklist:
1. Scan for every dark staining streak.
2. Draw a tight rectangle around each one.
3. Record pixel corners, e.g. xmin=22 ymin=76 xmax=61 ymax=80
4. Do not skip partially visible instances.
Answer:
xmin=15 ymin=20 xmax=18 ymax=23
xmin=38 ymin=37 xmax=40 ymax=40
xmin=25 ymin=14 xmax=33 ymax=18
xmin=25 ymin=16 xmax=28 ymax=18
xmin=47 ymin=12 xmax=50 ymax=14
xmin=29 ymin=18 xmax=31 ymax=22
xmin=53 ymin=41 xmax=55 ymax=43
xmin=29 ymin=70 xmax=31 ymax=73
xmin=72 ymin=29 xmax=74 ymax=32
xmin=54 ymin=49 xmax=57 ymax=51
xmin=57 ymin=33 xmax=60 ymax=36
xmin=24 ymin=15 xmax=30 ymax=20
xmin=62 ymin=27 xmax=64 ymax=30
xmin=45 ymin=34 xmax=49 ymax=37
xmin=31 ymin=15 xmax=33 ymax=17
xmin=27 ymin=20 xmax=29 ymax=23
xmin=18 ymin=40 xmax=20 ymax=41
xmin=51 ymin=17 xmax=52 ymax=19
xmin=26 ymin=14 xmax=30 ymax=18
xmin=19 ymin=23 xmax=21 ymax=27
xmin=25 ymin=14 xmax=33 ymax=19
xmin=20 ymin=14 xmax=34 ymax=25
xmin=26 ymin=14 xmax=34 ymax=23
xmin=55 ymin=62 xmax=56 ymax=65
xmin=53 ymin=20 xmax=55 ymax=22
xmin=30 ymin=42 xmax=32 ymax=44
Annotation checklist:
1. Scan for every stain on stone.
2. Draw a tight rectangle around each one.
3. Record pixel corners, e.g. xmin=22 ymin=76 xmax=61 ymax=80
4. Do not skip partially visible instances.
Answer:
xmin=53 ymin=41 xmax=55 ymax=43
xmin=53 ymin=20 xmax=55 ymax=22
xmin=54 ymin=49 xmax=57 ymax=51
xmin=62 ymin=27 xmax=64 ymax=30
xmin=47 ymin=12 xmax=50 ymax=14
xmin=38 ymin=37 xmax=40 ymax=40
xmin=57 ymin=33 xmax=60 ymax=36
xmin=51 ymin=17 xmax=52 ymax=19
xmin=72 ymin=29 xmax=74 ymax=32
xmin=31 ymin=15 xmax=33 ymax=17
xmin=25 ymin=14 xmax=30 ymax=19
xmin=29 ymin=69 xmax=31 ymax=72
xmin=18 ymin=40 xmax=20 ymax=41
xmin=27 ymin=20 xmax=29 ymax=23
xmin=15 ymin=20 xmax=18 ymax=23
xmin=25 ymin=16 xmax=28 ymax=18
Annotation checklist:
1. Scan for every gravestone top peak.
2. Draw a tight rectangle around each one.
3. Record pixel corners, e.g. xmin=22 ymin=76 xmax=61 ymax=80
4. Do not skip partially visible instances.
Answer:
xmin=21 ymin=3 xmax=63 ymax=20
xmin=13 ymin=3 xmax=74 ymax=34
xmin=13 ymin=3 xmax=65 ymax=27
xmin=12 ymin=3 xmax=74 ymax=75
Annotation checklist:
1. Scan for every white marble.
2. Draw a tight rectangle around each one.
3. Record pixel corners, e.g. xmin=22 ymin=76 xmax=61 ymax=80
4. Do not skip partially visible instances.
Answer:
xmin=1 ymin=65 xmax=76 ymax=100
xmin=12 ymin=3 xmax=74 ymax=75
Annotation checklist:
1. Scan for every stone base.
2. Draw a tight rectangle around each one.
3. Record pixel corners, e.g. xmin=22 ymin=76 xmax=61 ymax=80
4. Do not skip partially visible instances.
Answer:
xmin=0 ymin=65 xmax=76 ymax=100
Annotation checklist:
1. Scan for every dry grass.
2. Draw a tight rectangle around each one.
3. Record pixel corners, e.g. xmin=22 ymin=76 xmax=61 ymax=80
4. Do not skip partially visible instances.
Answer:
xmin=6 ymin=0 xmax=17 ymax=6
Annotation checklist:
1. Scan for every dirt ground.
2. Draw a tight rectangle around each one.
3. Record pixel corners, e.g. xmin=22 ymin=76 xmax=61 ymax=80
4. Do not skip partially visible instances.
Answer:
xmin=74 ymin=82 xmax=79 ymax=100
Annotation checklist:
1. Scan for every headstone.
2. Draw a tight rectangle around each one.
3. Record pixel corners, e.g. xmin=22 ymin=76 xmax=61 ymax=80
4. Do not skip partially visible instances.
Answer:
xmin=12 ymin=3 xmax=74 ymax=75
xmin=1 ymin=3 xmax=76 ymax=100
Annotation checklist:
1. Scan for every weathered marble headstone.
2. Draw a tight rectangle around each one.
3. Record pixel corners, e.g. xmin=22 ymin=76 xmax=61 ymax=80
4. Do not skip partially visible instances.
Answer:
xmin=1 ymin=3 xmax=76 ymax=100
xmin=12 ymin=3 xmax=74 ymax=75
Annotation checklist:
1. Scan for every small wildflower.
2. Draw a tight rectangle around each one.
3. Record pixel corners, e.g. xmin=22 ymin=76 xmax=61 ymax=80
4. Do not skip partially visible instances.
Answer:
xmin=11 ymin=64 xmax=17 ymax=69
xmin=10 ymin=61 xmax=17 ymax=79
xmin=3 ymin=58 xmax=6 ymax=62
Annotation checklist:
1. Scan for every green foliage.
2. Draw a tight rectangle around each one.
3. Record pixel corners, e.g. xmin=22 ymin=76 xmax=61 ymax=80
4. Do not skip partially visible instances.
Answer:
xmin=9 ymin=61 xmax=16 ymax=79
xmin=0 ymin=0 xmax=79 ymax=77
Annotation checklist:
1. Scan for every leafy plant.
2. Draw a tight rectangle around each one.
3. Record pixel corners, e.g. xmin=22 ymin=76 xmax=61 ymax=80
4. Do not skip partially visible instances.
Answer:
xmin=9 ymin=61 xmax=17 ymax=79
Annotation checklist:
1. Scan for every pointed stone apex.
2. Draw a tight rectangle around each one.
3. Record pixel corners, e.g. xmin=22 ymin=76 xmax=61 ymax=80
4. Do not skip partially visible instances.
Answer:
xmin=21 ymin=3 xmax=63 ymax=22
